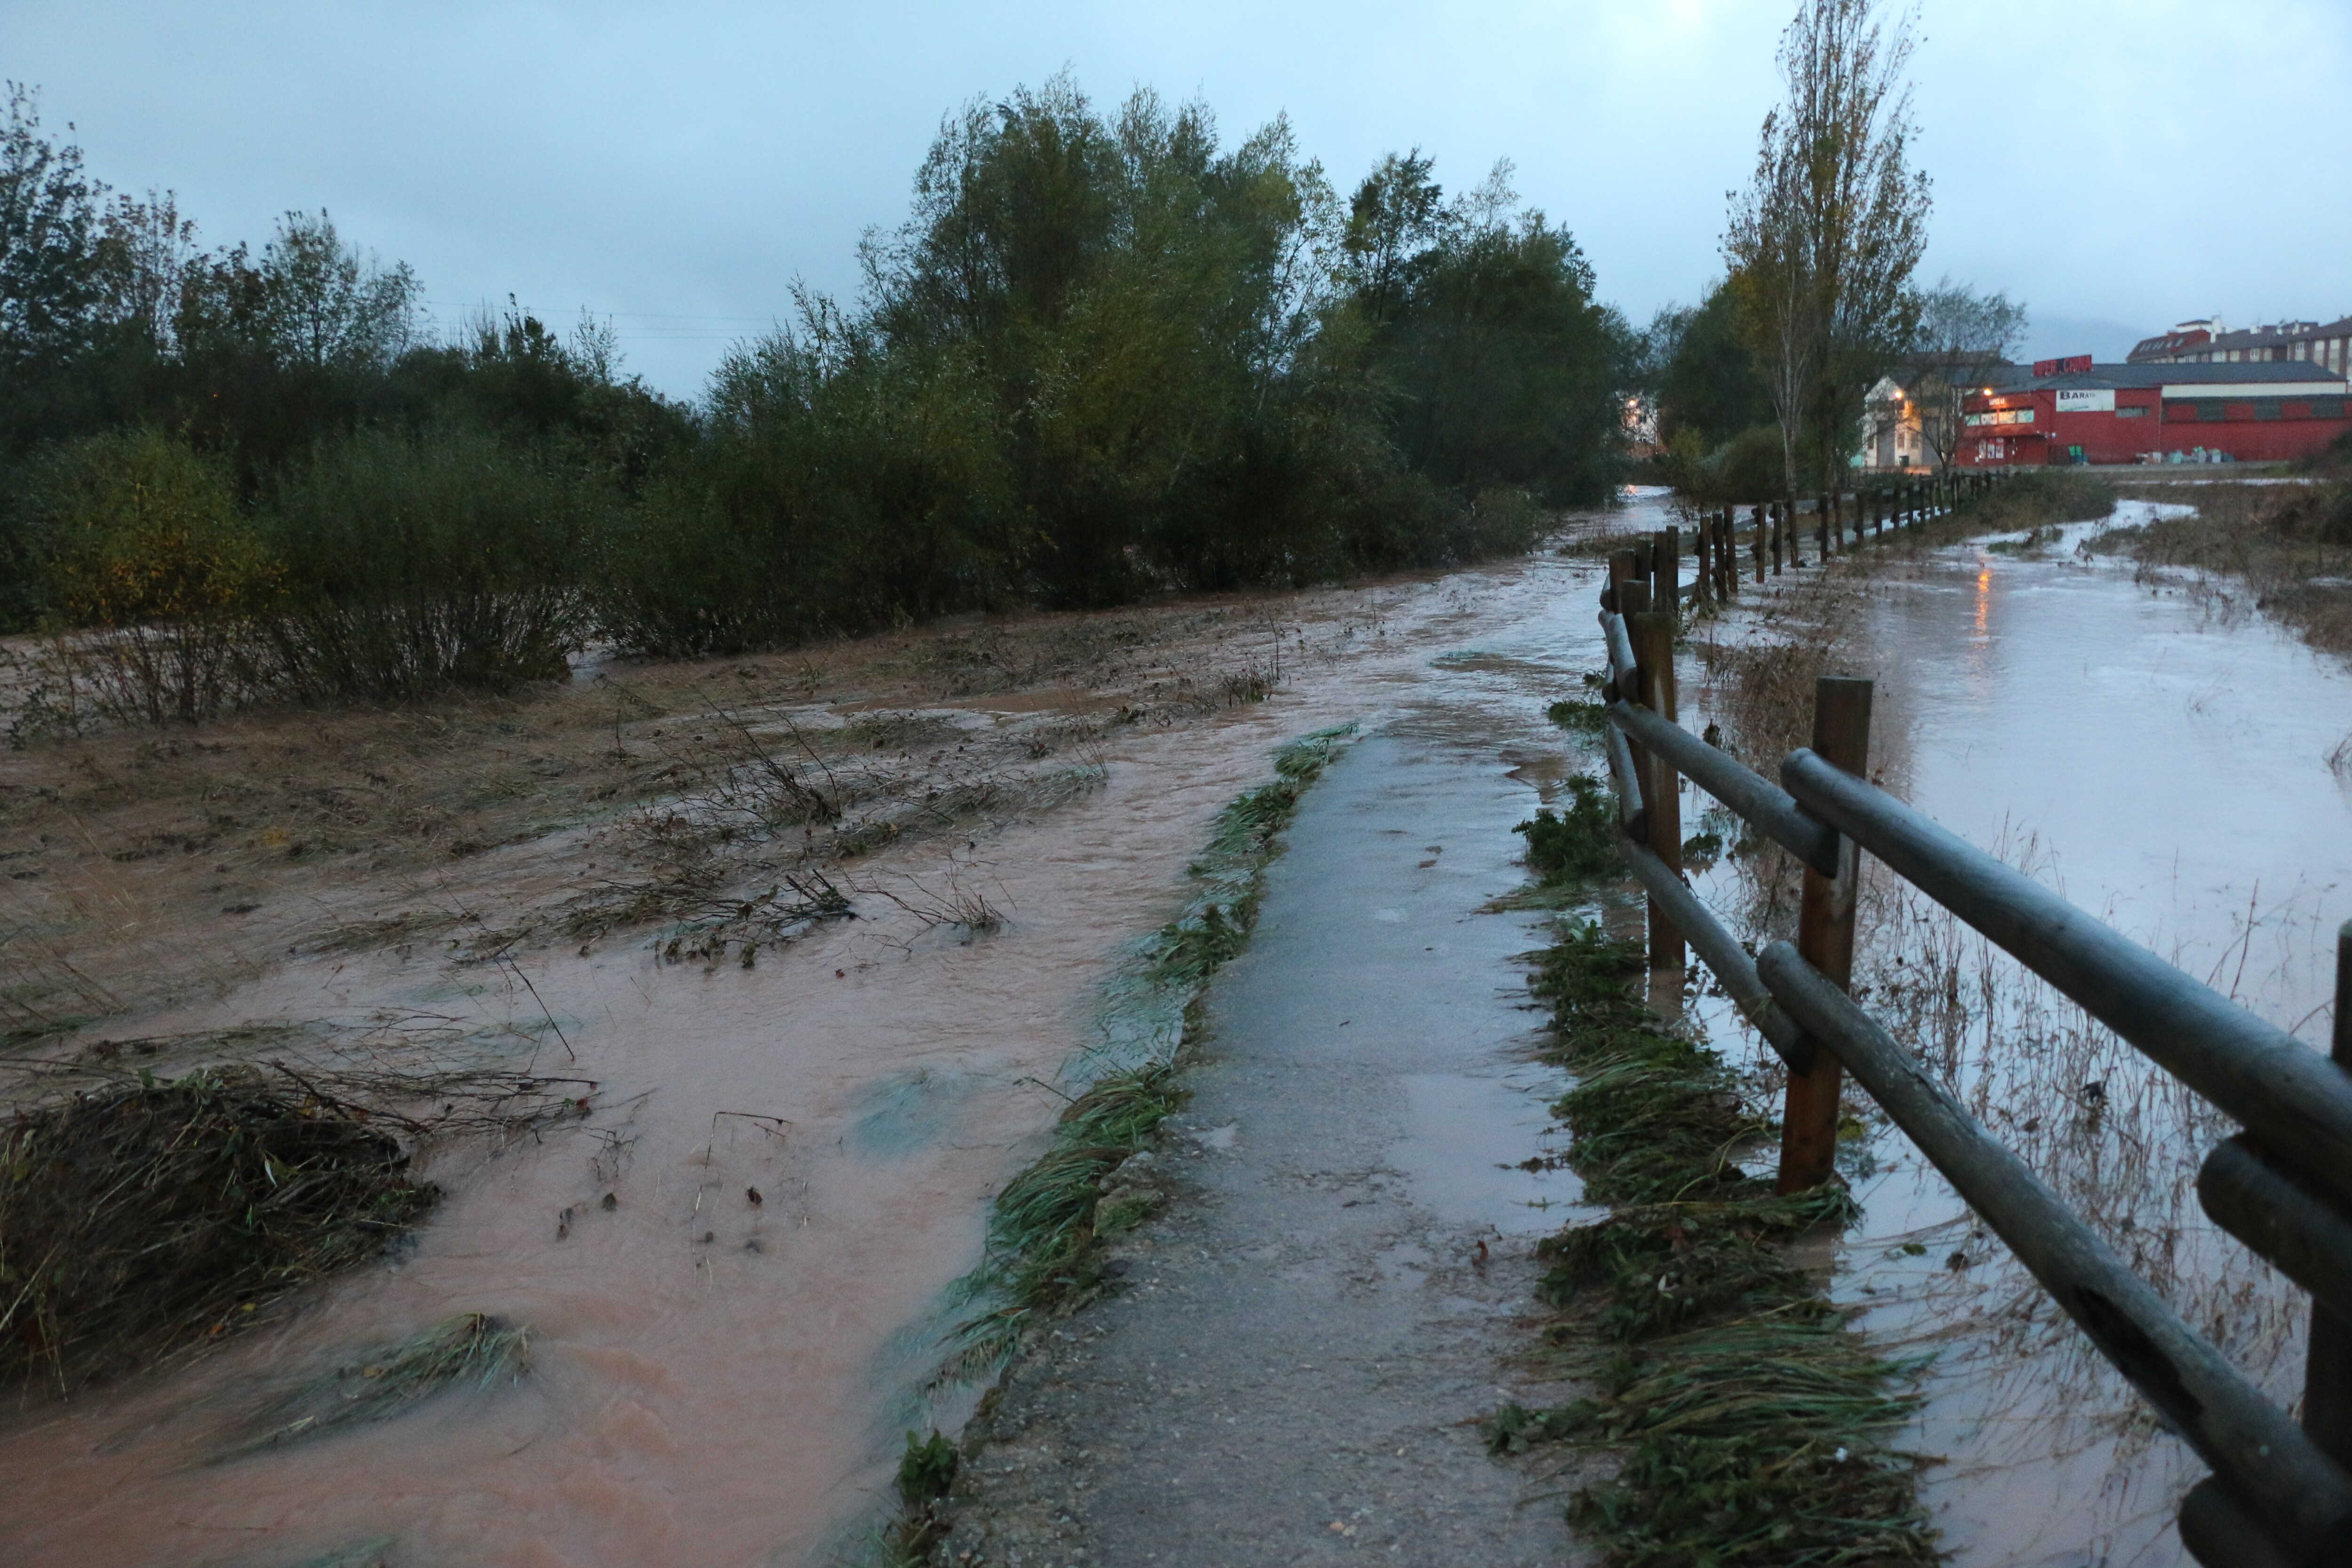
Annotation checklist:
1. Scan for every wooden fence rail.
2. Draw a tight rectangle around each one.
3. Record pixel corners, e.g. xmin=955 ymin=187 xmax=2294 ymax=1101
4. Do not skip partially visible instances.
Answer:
xmin=1584 ymin=468 xmax=2352 ymax=1567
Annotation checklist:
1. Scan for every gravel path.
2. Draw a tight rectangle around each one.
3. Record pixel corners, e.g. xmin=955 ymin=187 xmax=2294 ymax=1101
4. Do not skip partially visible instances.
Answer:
xmin=936 ymin=723 xmax=1597 ymax=1568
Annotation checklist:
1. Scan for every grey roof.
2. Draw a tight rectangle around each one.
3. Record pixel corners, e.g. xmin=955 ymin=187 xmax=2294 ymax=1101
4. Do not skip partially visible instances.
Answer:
xmin=1982 ymin=360 xmax=2347 ymax=392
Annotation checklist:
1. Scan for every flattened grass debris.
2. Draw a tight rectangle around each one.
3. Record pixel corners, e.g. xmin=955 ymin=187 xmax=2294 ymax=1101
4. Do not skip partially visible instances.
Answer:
xmin=0 ymin=1066 xmax=436 ymax=1390
xmin=1502 ymin=921 xmax=1938 ymax=1567
xmin=0 ymin=1056 xmax=588 ymax=1391
xmin=222 ymin=1312 xmax=530 ymax=1456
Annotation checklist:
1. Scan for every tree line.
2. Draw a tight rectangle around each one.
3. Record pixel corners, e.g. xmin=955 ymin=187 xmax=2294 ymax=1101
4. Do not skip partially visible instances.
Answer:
xmin=0 ymin=77 xmax=1637 ymax=725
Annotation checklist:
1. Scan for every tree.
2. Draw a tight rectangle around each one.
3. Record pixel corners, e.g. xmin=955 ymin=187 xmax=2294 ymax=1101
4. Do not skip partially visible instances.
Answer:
xmin=0 ymin=84 xmax=106 ymax=379
xmin=1646 ymin=277 xmax=1777 ymax=453
xmin=1724 ymin=0 xmax=1932 ymax=502
xmin=1907 ymin=279 xmax=2026 ymax=474
xmin=1341 ymin=156 xmax=1628 ymax=505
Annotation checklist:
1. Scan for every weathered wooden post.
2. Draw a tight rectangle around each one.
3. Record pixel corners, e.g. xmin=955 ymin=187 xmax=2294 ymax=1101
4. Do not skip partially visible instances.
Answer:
xmin=1817 ymin=494 xmax=1832 ymax=559
xmin=1628 ymin=608 xmax=1683 ymax=973
xmin=1659 ymin=526 xmax=1679 ymax=620
xmin=1721 ymin=509 xmax=1738 ymax=599
xmin=1751 ymin=504 xmax=1766 ymax=584
xmin=1692 ymin=515 xmax=1711 ymax=610
xmin=2307 ymin=918 xmax=2352 ymax=1466
xmin=1775 ymin=675 xmax=1874 ymax=1194
xmin=1606 ymin=549 xmax=1637 ymax=613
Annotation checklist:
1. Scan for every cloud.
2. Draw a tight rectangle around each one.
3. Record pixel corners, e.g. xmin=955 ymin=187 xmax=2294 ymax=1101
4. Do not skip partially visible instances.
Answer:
xmin=4 ymin=0 xmax=2344 ymax=396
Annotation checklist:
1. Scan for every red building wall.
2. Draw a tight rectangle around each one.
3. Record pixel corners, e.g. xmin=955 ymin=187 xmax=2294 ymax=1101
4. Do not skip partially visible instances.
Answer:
xmin=1956 ymin=385 xmax=2352 ymax=466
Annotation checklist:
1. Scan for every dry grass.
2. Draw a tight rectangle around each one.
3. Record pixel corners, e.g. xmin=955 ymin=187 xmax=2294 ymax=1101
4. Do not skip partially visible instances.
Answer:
xmin=2101 ymin=478 xmax=2352 ymax=659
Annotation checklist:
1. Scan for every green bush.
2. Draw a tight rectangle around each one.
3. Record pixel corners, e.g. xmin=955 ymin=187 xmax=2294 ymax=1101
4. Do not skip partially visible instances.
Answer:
xmin=1515 ymin=774 xmax=1618 ymax=881
xmin=19 ymin=430 xmax=278 ymax=724
xmin=1689 ymin=424 xmax=1788 ymax=506
xmin=261 ymin=427 xmax=598 ymax=697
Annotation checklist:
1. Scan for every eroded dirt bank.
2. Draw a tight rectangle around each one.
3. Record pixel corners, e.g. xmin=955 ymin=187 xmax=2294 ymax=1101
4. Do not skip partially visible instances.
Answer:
xmin=0 ymin=516 xmax=1637 ymax=1568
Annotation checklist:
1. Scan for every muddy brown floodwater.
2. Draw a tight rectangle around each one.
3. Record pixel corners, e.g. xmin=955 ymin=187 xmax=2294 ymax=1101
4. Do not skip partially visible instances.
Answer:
xmin=0 ymin=500 xmax=1665 ymax=1568
xmin=1683 ymin=501 xmax=2352 ymax=1568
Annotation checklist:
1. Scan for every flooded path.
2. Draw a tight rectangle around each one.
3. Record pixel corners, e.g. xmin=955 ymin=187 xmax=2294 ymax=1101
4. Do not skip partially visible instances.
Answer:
xmin=936 ymin=722 xmax=1599 ymax=1566
xmin=0 ymin=510 xmax=1644 ymax=1567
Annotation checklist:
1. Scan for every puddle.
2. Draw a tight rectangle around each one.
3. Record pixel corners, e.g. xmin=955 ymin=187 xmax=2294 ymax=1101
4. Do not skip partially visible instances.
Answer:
xmin=1390 ymin=1066 xmax=1592 ymax=1235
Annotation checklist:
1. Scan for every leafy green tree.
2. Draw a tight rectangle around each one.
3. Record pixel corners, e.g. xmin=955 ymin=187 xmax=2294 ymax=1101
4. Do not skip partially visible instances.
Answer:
xmin=1646 ymin=278 xmax=1776 ymax=453
xmin=1342 ymin=155 xmax=1628 ymax=505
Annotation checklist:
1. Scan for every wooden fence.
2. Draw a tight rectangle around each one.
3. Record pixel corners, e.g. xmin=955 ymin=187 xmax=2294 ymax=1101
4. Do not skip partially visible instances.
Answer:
xmin=1590 ymin=471 xmax=2349 ymax=1568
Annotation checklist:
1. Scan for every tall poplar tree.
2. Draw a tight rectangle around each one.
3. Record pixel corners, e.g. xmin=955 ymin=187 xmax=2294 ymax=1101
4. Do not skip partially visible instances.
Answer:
xmin=1724 ymin=0 xmax=1932 ymax=501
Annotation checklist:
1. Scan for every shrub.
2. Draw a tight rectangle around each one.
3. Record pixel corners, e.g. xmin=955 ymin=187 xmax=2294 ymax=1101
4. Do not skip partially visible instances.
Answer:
xmin=22 ymin=430 xmax=278 ymax=725
xmin=261 ymin=426 xmax=598 ymax=696
xmin=1515 ymin=774 xmax=1618 ymax=881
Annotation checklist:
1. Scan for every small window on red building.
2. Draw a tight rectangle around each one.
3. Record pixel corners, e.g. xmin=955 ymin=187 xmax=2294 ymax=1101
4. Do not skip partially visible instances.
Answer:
xmin=2315 ymin=399 xmax=2346 ymax=419
xmin=2197 ymin=401 xmax=2227 ymax=421
xmin=2256 ymin=401 xmax=2283 ymax=421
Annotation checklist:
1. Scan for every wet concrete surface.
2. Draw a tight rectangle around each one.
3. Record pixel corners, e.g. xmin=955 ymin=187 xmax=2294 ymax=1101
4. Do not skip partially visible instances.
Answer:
xmin=938 ymin=726 xmax=1598 ymax=1568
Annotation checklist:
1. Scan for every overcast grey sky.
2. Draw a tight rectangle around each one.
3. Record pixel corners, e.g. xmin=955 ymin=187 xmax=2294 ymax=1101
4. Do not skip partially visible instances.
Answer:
xmin=5 ymin=0 xmax=2345 ymax=398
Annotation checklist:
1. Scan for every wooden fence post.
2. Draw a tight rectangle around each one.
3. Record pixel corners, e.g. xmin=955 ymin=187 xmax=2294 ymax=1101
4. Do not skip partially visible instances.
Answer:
xmin=1629 ymin=609 xmax=1684 ymax=972
xmin=1660 ymin=526 xmax=1679 ymax=620
xmin=1721 ymin=509 xmax=1738 ymax=599
xmin=1776 ymin=675 xmax=1874 ymax=1194
xmin=1607 ymin=549 xmax=1636 ymax=612
xmin=1752 ymin=505 xmax=1766 ymax=584
xmin=2306 ymin=918 xmax=2352 ymax=1467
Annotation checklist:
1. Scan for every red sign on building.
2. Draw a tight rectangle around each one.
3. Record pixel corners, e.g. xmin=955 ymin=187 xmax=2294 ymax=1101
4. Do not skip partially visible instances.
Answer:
xmin=2032 ymin=354 xmax=2094 ymax=377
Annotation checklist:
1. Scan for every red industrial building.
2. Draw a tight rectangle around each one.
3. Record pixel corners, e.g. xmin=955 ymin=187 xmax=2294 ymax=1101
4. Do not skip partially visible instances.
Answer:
xmin=1955 ymin=357 xmax=2352 ymax=467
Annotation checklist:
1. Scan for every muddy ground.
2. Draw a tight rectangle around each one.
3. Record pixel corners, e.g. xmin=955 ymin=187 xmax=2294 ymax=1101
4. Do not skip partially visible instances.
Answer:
xmin=0 ymin=509 xmax=1639 ymax=1568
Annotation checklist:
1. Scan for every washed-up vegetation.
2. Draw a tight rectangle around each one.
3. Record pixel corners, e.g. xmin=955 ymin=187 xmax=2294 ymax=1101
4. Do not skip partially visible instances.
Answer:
xmin=1 ymin=78 xmax=1631 ymax=737
xmin=2098 ymin=474 xmax=2352 ymax=659
xmin=1493 ymin=922 xmax=1937 ymax=1567
xmin=0 ymin=1054 xmax=585 ymax=1392
xmin=219 ymin=1311 xmax=531 ymax=1457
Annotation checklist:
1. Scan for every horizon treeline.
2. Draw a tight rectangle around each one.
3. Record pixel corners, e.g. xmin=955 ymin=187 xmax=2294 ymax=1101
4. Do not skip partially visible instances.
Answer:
xmin=0 ymin=77 xmax=1635 ymax=724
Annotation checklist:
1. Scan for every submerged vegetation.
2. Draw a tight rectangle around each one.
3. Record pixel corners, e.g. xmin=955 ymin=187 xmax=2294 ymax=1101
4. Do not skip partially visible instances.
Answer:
xmin=1496 ymin=923 xmax=1937 ymax=1565
xmin=222 ymin=1312 xmax=531 ymax=1457
xmin=1 ymin=79 xmax=1631 ymax=732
